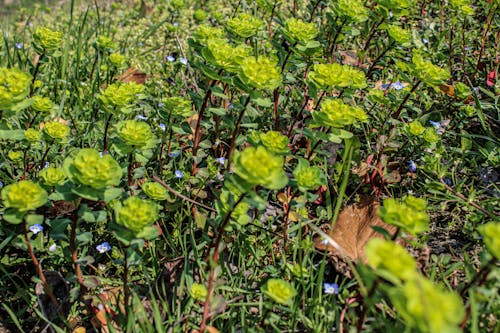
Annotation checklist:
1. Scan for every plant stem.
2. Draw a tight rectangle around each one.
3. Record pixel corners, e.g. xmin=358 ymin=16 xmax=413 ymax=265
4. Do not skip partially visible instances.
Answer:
xmin=24 ymin=221 xmax=60 ymax=308
xmin=127 ymin=152 xmax=135 ymax=195
xmin=199 ymin=193 xmax=247 ymax=332
xmin=70 ymin=210 xmax=87 ymax=295
xmin=102 ymin=113 xmax=113 ymax=154
xmin=330 ymin=138 xmax=353 ymax=230
xmin=359 ymin=18 xmax=385 ymax=67
xmin=123 ymin=248 xmax=130 ymax=317
xmin=227 ymin=95 xmax=251 ymax=170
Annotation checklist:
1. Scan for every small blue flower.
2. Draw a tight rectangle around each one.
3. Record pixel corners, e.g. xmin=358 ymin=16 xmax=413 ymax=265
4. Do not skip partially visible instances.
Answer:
xmin=381 ymin=83 xmax=390 ymax=90
xmin=173 ymin=22 xmax=179 ymax=27
xmin=49 ymin=243 xmax=57 ymax=252
xmin=422 ymin=38 xmax=429 ymax=44
xmin=408 ymin=160 xmax=417 ymax=173
xmin=179 ymin=57 xmax=188 ymax=65
xmin=169 ymin=151 xmax=180 ymax=158
xmin=391 ymin=81 xmax=404 ymax=90
xmin=428 ymin=120 xmax=441 ymax=128
xmin=388 ymin=11 xmax=393 ymax=18
xmin=166 ymin=55 xmax=175 ymax=62
xmin=15 ymin=42 xmax=23 ymax=49
xmin=29 ymin=224 xmax=44 ymax=235
xmin=0 ymin=180 xmax=3 ymax=187
xmin=96 ymin=242 xmax=111 ymax=254
xmin=158 ymin=102 xmax=165 ymax=108
xmin=45 ymin=162 xmax=50 ymax=168
xmin=215 ymin=157 xmax=226 ymax=165
xmin=99 ymin=151 xmax=104 ymax=157
xmin=174 ymin=170 xmax=184 ymax=178
xmin=135 ymin=115 xmax=148 ymax=121
xmin=444 ymin=178 xmax=452 ymax=186
xmin=323 ymin=283 xmax=339 ymax=295
xmin=159 ymin=123 xmax=166 ymax=131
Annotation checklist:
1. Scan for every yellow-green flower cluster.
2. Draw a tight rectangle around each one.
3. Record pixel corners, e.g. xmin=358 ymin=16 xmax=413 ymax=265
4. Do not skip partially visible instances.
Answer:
xmin=388 ymin=275 xmax=464 ymax=333
xmin=8 ymin=151 xmax=23 ymax=161
xmin=378 ymin=0 xmax=415 ymax=17
xmin=161 ymin=96 xmax=193 ymax=117
xmin=412 ymin=53 xmax=450 ymax=88
xmin=64 ymin=148 xmax=122 ymax=189
xmin=450 ymin=0 xmax=474 ymax=15
xmin=262 ymin=279 xmax=297 ymax=306
xmin=332 ymin=0 xmax=369 ymax=22
xmin=109 ymin=53 xmax=127 ymax=67
xmin=293 ymin=158 xmax=327 ymax=191
xmin=32 ymin=96 xmax=53 ymax=113
xmin=365 ymin=239 xmax=417 ymax=282
xmin=115 ymin=196 xmax=159 ymax=233
xmin=204 ymin=39 xmax=251 ymax=73
xmin=378 ymin=196 xmax=429 ymax=235
xmin=1 ymin=180 xmax=48 ymax=212
xmin=193 ymin=25 xmax=225 ymax=44
xmin=238 ymin=56 xmax=282 ymax=91
xmin=284 ymin=18 xmax=318 ymax=43
xmin=0 ymin=67 xmax=31 ymax=110
xmin=313 ymin=99 xmax=368 ymax=128
xmin=43 ymin=121 xmax=70 ymax=140
xmin=25 ymin=128 xmax=41 ymax=142
xmin=478 ymin=222 xmax=500 ymax=260
xmin=33 ymin=27 xmax=62 ymax=51
xmin=422 ymin=128 xmax=439 ymax=144
xmin=226 ymin=13 xmax=264 ymax=38
xmin=96 ymin=36 xmax=116 ymax=51
xmin=309 ymin=63 xmax=367 ymax=90
xmin=259 ymin=131 xmax=290 ymax=155
xmin=190 ymin=283 xmax=208 ymax=301
xmin=233 ymin=146 xmax=288 ymax=190
xmin=406 ymin=120 xmax=426 ymax=136
xmin=193 ymin=9 xmax=208 ymax=22
xmin=141 ymin=182 xmax=169 ymax=201
xmin=40 ymin=167 xmax=67 ymax=186
xmin=387 ymin=25 xmax=411 ymax=45
xmin=116 ymin=120 xmax=155 ymax=148
xmin=100 ymin=82 xmax=144 ymax=113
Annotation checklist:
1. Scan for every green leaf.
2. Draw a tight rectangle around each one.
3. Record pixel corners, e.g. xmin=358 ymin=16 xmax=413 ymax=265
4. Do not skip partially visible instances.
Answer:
xmin=3 ymin=208 xmax=25 ymax=224
xmin=0 ymin=130 xmax=25 ymax=141
xmin=72 ymin=186 xmax=101 ymax=201
xmin=25 ymin=214 xmax=44 ymax=226
xmin=252 ymin=97 xmax=273 ymax=108
xmin=76 ymin=232 xmax=92 ymax=244
xmin=135 ymin=225 xmax=160 ymax=240
xmin=76 ymin=255 xmax=95 ymax=266
xmin=103 ymin=187 xmax=122 ymax=202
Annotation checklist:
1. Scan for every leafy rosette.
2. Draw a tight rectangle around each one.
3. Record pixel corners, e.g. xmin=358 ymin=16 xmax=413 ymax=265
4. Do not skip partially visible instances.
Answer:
xmin=309 ymin=63 xmax=367 ymax=90
xmin=411 ymin=53 xmax=451 ymax=89
xmin=262 ymin=279 xmax=297 ymax=306
xmin=332 ymin=0 xmax=369 ymax=23
xmin=64 ymin=148 xmax=122 ymax=189
xmin=96 ymin=36 xmax=116 ymax=51
xmin=238 ymin=56 xmax=282 ymax=91
xmin=406 ymin=121 xmax=426 ymax=136
xmin=190 ymin=283 xmax=208 ymax=301
xmin=478 ymin=222 xmax=500 ymax=260
xmin=1 ymin=180 xmax=48 ymax=213
xmin=365 ymin=238 xmax=417 ymax=282
xmin=40 ymin=167 xmax=67 ymax=186
xmin=377 ymin=0 xmax=415 ymax=17
xmin=259 ymin=131 xmax=290 ymax=155
xmin=0 ymin=67 xmax=32 ymax=111
xmin=378 ymin=196 xmax=429 ymax=236
xmin=388 ymin=275 xmax=464 ymax=333
xmin=141 ymin=182 xmax=170 ymax=201
xmin=293 ymin=158 xmax=327 ymax=192
xmin=313 ymin=99 xmax=368 ymax=128
xmin=386 ymin=25 xmax=412 ymax=45
xmin=450 ymin=0 xmax=474 ymax=16
xmin=33 ymin=27 xmax=62 ymax=52
xmin=226 ymin=13 xmax=264 ymax=38
xmin=115 ymin=196 xmax=159 ymax=234
xmin=24 ymin=128 xmax=41 ymax=142
xmin=116 ymin=120 xmax=156 ymax=149
xmin=284 ymin=18 xmax=318 ymax=43
xmin=43 ymin=121 xmax=70 ymax=141
xmin=193 ymin=25 xmax=225 ymax=44
xmin=203 ymin=38 xmax=252 ymax=73
xmin=99 ymin=82 xmax=145 ymax=114
xmin=109 ymin=53 xmax=127 ymax=68
xmin=161 ymin=96 xmax=193 ymax=117
xmin=31 ymin=96 xmax=54 ymax=113
xmin=232 ymin=146 xmax=288 ymax=190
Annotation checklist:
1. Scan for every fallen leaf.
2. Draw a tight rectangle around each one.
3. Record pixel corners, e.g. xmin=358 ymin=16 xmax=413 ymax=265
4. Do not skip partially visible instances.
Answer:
xmin=314 ymin=198 xmax=397 ymax=264
xmin=206 ymin=327 xmax=221 ymax=333
xmin=439 ymin=84 xmax=455 ymax=97
xmin=116 ymin=67 xmax=148 ymax=84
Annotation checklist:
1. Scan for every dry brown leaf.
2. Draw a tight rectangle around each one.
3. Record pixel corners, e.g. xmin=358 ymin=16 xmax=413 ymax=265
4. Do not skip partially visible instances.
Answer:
xmin=439 ymin=84 xmax=455 ymax=97
xmin=314 ymin=198 xmax=397 ymax=264
xmin=206 ymin=327 xmax=221 ymax=333
xmin=116 ymin=67 xmax=148 ymax=84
